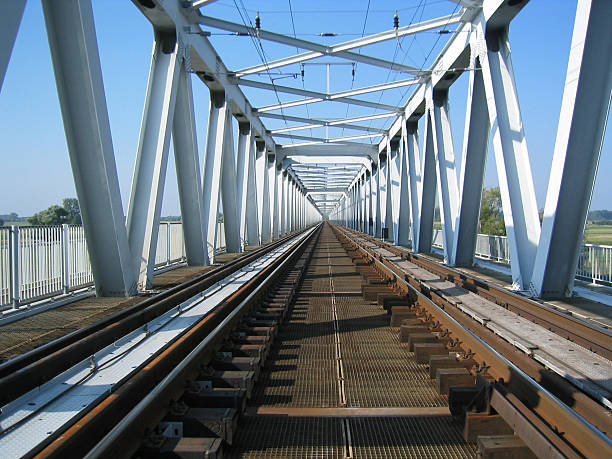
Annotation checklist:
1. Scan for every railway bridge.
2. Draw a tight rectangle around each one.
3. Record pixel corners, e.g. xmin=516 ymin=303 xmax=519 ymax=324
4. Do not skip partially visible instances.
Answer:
xmin=0 ymin=0 xmax=611 ymax=458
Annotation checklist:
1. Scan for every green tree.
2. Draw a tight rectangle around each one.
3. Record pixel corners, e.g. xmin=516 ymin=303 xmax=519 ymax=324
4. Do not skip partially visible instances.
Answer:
xmin=479 ymin=187 xmax=506 ymax=236
xmin=62 ymin=198 xmax=81 ymax=224
xmin=27 ymin=205 xmax=69 ymax=226
xmin=0 ymin=218 xmax=4 ymax=227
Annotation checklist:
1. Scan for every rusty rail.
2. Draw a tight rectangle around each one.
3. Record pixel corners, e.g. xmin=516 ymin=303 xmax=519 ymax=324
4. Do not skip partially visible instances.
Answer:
xmin=28 ymin=224 xmax=321 ymax=458
xmin=331 ymin=223 xmax=612 ymax=459
xmin=0 ymin=228 xmax=312 ymax=406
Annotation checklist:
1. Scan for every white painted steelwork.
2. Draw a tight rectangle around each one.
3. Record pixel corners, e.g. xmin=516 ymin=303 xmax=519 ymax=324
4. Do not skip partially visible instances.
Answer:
xmin=0 ymin=0 xmax=607 ymax=299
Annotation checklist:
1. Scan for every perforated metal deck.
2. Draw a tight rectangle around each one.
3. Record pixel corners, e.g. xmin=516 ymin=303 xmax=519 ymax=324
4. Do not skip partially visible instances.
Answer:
xmin=229 ymin=225 xmax=476 ymax=458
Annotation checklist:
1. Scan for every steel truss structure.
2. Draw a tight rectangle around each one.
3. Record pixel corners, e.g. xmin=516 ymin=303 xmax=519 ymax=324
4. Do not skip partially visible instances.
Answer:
xmin=1 ymin=0 xmax=609 ymax=299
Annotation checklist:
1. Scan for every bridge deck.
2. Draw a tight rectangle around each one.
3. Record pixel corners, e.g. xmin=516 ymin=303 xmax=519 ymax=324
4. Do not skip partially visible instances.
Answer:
xmin=0 ymin=264 xmax=218 ymax=362
xmin=228 ymin=223 xmax=475 ymax=458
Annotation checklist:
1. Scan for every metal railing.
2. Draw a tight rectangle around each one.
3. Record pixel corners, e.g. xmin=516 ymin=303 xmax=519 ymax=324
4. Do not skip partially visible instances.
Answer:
xmin=431 ymin=229 xmax=611 ymax=286
xmin=0 ymin=222 xmax=187 ymax=309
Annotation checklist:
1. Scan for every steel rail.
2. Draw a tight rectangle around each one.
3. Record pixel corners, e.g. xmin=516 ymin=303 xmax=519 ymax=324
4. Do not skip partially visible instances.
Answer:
xmin=0 ymin=228 xmax=311 ymax=407
xmin=331 ymin=223 xmax=612 ymax=459
xmin=30 ymin=224 xmax=321 ymax=458
xmin=343 ymin=228 xmax=611 ymax=360
xmin=403 ymin=249 xmax=612 ymax=359
xmin=336 ymin=225 xmax=611 ymax=433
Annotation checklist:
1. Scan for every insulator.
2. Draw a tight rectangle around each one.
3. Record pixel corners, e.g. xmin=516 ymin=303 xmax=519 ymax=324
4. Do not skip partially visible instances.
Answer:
xmin=393 ymin=11 xmax=399 ymax=29
xmin=255 ymin=11 xmax=261 ymax=31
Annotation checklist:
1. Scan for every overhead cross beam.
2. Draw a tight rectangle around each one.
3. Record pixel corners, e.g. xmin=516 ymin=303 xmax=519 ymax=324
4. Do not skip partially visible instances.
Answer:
xmin=198 ymin=13 xmax=464 ymax=76
xmin=243 ymin=77 xmax=415 ymax=113
xmin=273 ymin=132 xmax=383 ymax=143
xmin=260 ymin=112 xmax=396 ymax=134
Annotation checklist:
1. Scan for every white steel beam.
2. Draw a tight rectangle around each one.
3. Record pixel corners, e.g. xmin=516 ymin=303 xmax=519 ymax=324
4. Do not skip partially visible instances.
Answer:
xmin=133 ymin=1 xmax=274 ymax=147
xmin=429 ymin=88 xmax=460 ymax=263
xmin=280 ymin=171 xmax=288 ymax=235
xmin=200 ymin=15 xmax=419 ymax=75
xmin=43 ymin=0 xmax=136 ymax=296
xmin=172 ymin=59 xmax=207 ymax=265
xmin=191 ymin=0 xmax=221 ymax=7
xmin=239 ymin=77 xmax=419 ymax=102
xmin=256 ymin=93 xmax=401 ymax=113
xmin=245 ymin=134 xmax=260 ymax=245
xmin=385 ymin=140 xmax=395 ymax=241
xmin=258 ymin=148 xmax=271 ymax=241
xmin=405 ymin=122 xmax=422 ymax=246
xmin=416 ymin=111 xmax=437 ymax=253
xmin=220 ymin=107 xmax=241 ymax=253
xmin=372 ymin=163 xmax=380 ymax=237
xmin=279 ymin=144 xmax=377 ymax=161
xmin=532 ymin=0 xmax=612 ymax=298
xmin=272 ymin=162 xmax=280 ymax=238
xmin=202 ymin=92 xmax=231 ymax=263
xmin=272 ymin=123 xmax=384 ymax=134
xmin=451 ymin=56 xmax=489 ymax=267
xmin=273 ymin=132 xmax=383 ymax=143
xmin=479 ymin=22 xmax=541 ymax=290
xmin=397 ymin=121 xmax=412 ymax=246
xmin=260 ymin=111 xmax=396 ymax=128
xmin=226 ymin=13 xmax=463 ymax=76
xmin=236 ymin=122 xmax=252 ymax=248
xmin=126 ymin=33 xmax=180 ymax=290
xmin=0 ymin=0 xmax=26 ymax=92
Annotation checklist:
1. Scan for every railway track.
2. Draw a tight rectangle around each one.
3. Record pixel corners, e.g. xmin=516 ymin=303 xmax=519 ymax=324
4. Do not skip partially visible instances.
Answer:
xmin=1 ymin=222 xmax=610 ymax=458
xmin=332 ymin=223 xmax=611 ymax=458
xmin=0 ymin=226 xmax=320 ymax=458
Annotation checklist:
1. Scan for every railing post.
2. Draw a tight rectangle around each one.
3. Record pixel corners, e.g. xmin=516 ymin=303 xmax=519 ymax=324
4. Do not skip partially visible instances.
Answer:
xmin=167 ymin=222 xmax=171 ymax=266
xmin=61 ymin=224 xmax=70 ymax=294
xmin=9 ymin=225 xmax=19 ymax=308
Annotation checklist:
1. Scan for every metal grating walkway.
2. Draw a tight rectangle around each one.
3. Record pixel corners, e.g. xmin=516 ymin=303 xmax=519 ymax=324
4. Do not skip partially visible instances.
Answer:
xmin=229 ymin=224 xmax=476 ymax=458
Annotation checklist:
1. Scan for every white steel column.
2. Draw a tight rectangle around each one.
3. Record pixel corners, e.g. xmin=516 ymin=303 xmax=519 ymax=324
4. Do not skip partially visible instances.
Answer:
xmin=361 ymin=175 xmax=366 ymax=232
xmin=220 ymin=111 xmax=241 ymax=253
xmin=272 ymin=162 xmax=280 ymax=238
xmin=430 ymin=88 xmax=460 ymax=263
xmin=397 ymin=122 xmax=412 ymax=246
xmin=245 ymin=135 xmax=260 ymax=246
xmin=378 ymin=156 xmax=387 ymax=237
xmin=172 ymin=59 xmax=207 ymax=265
xmin=127 ymin=33 xmax=180 ymax=289
xmin=405 ymin=122 xmax=422 ymax=246
xmin=0 ymin=0 xmax=26 ymax=92
xmin=236 ymin=122 xmax=252 ymax=249
xmin=480 ymin=24 xmax=541 ymax=289
xmin=287 ymin=177 xmax=293 ymax=232
xmin=385 ymin=142 xmax=395 ymax=241
xmin=43 ymin=0 xmax=135 ymax=296
xmin=451 ymin=56 xmax=489 ymax=267
xmin=279 ymin=171 xmax=286 ymax=235
xmin=356 ymin=179 xmax=361 ymax=230
xmin=201 ymin=91 xmax=231 ymax=264
xmin=390 ymin=139 xmax=402 ymax=243
xmin=416 ymin=111 xmax=437 ymax=253
xmin=257 ymin=146 xmax=271 ymax=242
xmin=261 ymin=153 xmax=274 ymax=240
xmin=372 ymin=164 xmax=380 ymax=237
xmin=532 ymin=0 xmax=612 ymax=297
xmin=365 ymin=170 xmax=372 ymax=235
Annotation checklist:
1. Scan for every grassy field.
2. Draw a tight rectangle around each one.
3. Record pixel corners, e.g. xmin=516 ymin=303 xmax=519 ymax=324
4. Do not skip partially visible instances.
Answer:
xmin=584 ymin=224 xmax=612 ymax=246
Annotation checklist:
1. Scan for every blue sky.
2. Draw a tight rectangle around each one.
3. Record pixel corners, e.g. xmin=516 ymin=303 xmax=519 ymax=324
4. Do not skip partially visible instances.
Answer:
xmin=0 ymin=0 xmax=609 ymax=217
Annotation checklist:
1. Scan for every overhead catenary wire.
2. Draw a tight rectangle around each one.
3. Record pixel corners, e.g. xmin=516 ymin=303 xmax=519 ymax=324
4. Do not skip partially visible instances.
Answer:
xmin=232 ymin=0 xmax=293 ymax=141
xmin=341 ymin=0 xmax=371 ymax=138
xmin=287 ymin=0 xmax=314 ymax=140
